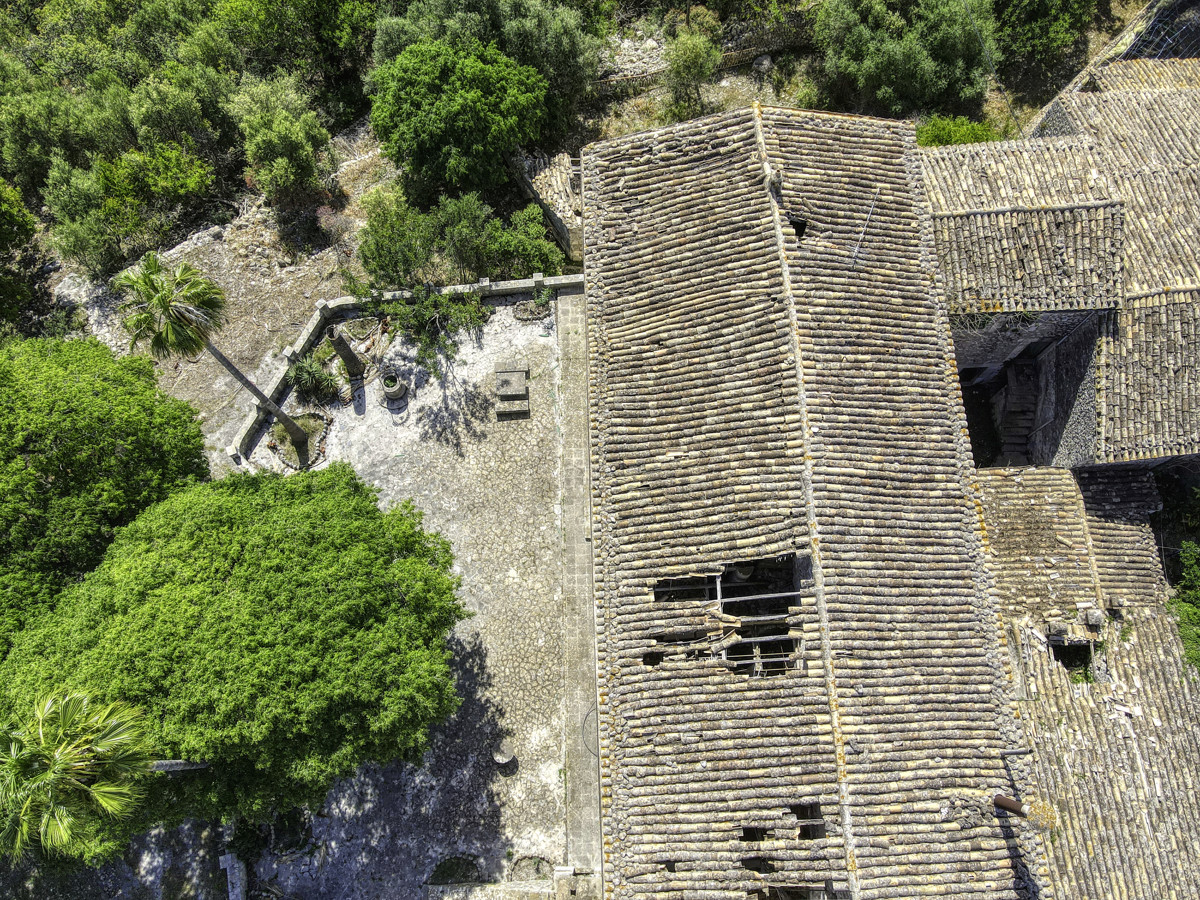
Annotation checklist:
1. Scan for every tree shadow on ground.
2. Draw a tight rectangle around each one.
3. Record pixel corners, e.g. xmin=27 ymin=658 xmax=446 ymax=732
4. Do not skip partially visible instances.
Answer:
xmin=252 ymin=630 xmax=514 ymax=898
xmin=416 ymin=359 xmax=494 ymax=457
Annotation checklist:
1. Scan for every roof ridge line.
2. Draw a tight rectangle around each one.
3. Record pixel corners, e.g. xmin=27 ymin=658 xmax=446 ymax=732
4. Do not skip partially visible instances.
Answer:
xmin=751 ymin=99 xmax=862 ymax=900
xmin=930 ymin=199 xmax=1122 ymax=218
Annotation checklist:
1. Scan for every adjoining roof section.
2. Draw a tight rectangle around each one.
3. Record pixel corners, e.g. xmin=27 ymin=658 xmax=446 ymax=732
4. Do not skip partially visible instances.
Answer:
xmin=1098 ymin=288 xmax=1200 ymax=462
xmin=1089 ymin=56 xmax=1200 ymax=90
xmin=1112 ymin=167 xmax=1200 ymax=293
xmin=1039 ymin=89 xmax=1200 ymax=169
xmin=931 ymin=202 xmax=1124 ymax=314
xmin=921 ymin=139 xmax=1111 ymax=214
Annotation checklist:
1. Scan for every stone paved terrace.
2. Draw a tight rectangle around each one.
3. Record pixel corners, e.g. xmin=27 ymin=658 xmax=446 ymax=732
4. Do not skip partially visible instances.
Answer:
xmin=245 ymin=299 xmax=600 ymax=898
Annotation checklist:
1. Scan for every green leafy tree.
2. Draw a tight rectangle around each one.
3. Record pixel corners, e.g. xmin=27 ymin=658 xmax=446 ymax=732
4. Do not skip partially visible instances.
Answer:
xmin=664 ymin=29 xmax=722 ymax=117
xmin=359 ymin=186 xmax=563 ymax=287
xmin=359 ymin=186 xmax=442 ymax=286
xmin=0 ymin=179 xmax=36 ymax=327
xmin=370 ymin=40 xmax=547 ymax=200
xmin=112 ymin=251 xmax=311 ymax=455
xmin=129 ymin=63 xmax=237 ymax=171
xmin=0 ymin=694 xmax=153 ymax=862
xmin=439 ymin=197 xmax=564 ymax=281
xmin=1174 ymin=541 xmax=1200 ymax=670
xmin=374 ymin=0 xmax=598 ymax=134
xmin=813 ymin=0 xmax=997 ymax=117
xmin=0 ymin=338 xmax=206 ymax=653
xmin=0 ymin=465 xmax=467 ymax=826
xmin=916 ymin=114 xmax=1001 ymax=145
xmin=46 ymin=144 xmax=214 ymax=274
xmin=227 ymin=74 xmax=331 ymax=205
xmin=995 ymin=0 xmax=1094 ymax=79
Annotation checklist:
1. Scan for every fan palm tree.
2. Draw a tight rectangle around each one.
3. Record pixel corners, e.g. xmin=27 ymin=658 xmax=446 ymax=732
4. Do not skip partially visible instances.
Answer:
xmin=0 ymin=694 xmax=153 ymax=860
xmin=112 ymin=251 xmax=309 ymax=456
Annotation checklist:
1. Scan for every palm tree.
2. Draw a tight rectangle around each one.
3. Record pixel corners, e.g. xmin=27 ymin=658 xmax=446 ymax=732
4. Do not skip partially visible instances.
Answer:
xmin=112 ymin=251 xmax=309 ymax=456
xmin=0 ymin=694 xmax=153 ymax=859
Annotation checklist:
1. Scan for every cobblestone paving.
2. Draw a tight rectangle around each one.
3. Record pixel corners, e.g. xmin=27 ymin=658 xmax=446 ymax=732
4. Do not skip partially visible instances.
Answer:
xmin=252 ymin=306 xmax=573 ymax=899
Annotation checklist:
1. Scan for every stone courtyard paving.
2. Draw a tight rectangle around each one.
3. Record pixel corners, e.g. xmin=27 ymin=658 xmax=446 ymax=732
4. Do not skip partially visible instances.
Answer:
xmin=247 ymin=304 xmax=579 ymax=899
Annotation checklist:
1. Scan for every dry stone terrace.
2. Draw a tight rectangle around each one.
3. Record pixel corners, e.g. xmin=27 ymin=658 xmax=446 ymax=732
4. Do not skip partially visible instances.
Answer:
xmin=237 ymin=299 xmax=600 ymax=898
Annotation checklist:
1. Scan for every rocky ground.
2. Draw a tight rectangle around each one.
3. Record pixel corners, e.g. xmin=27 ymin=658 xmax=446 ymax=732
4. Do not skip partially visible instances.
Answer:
xmin=53 ymin=120 xmax=391 ymax=475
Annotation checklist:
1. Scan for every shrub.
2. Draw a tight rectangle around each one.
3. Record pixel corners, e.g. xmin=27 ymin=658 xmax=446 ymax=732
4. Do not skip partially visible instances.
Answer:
xmin=664 ymin=30 xmax=721 ymax=117
xmin=916 ymin=114 xmax=1002 ymax=145
xmin=813 ymin=0 xmax=997 ymax=117
xmin=129 ymin=64 xmax=237 ymax=167
xmin=367 ymin=286 xmax=490 ymax=375
xmin=995 ymin=0 xmax=1095 ymax=78
xmin=0 ymin=464 xmax=467 ymax=829
xmin=437 ymin=196 xmax=564 ymax=281
xmin=228 ymin=74 xmax=331 ymax=205
xmin=370 ymin=40 xmax=547 ymax=201
xmin=0 ymin=178 xmax=38 ymax=329
xmin=359 ymin=186 xmax=442 ymax=287
xmin=1174 ymin=541 xmax=1200 ymax=670
xmin=0 ymin=338 xmax=207 ymax=655
xmin=287 ymin=352 xmax=341 ymax=402
xmin=45 ymin=144 xmax=214 ymax=273
xmin=663 ymin=5 xmax=723 ymax=41
xmin=358 ymin=186 xmax=564 ymax=288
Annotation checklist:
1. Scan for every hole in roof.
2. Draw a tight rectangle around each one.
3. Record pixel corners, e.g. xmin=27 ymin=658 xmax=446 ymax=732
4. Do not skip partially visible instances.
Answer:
xmin=1051 ymin=639 xmax=1095 ymax=683
xmin=643 ymin=651 xmax=665 ymax=667
xmin=740 ymin=826 xmax=773 ymax=842
xmin=740 ymin=857 xmax=776 ymax=873
xmin=786 ymin=212 xmax=807 ymax=240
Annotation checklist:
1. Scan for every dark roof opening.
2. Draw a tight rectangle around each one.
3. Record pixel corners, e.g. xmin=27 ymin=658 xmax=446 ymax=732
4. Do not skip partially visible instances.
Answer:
xmin=786 ymin=212 xmax=807 ymax=240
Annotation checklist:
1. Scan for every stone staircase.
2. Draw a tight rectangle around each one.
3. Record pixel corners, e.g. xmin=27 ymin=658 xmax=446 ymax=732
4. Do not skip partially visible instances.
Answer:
xmin=997 ymin=359 xmax=1038 ymax=464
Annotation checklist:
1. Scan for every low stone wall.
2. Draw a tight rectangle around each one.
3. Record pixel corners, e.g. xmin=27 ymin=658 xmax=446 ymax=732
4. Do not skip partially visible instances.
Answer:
xmin=425 ymin=883 xmax=553 ymax=900
xmin=592 ymin=24 xmax=811 ymax=99
xmin=226 ymin=273 xmax=586 ymax=460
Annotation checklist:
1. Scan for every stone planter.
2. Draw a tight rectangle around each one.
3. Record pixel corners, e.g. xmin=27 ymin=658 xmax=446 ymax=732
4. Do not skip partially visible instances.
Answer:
xmin=382 ymin=372 xmax=408 ymax=401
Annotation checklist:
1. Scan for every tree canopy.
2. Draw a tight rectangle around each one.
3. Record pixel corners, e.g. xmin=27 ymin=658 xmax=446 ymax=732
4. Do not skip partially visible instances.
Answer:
xmin=358 ymin=187 xmax=564 ymax=287
xmin=0 ymin=464 xmax=467 ymax=828
xmin=813 ymin=0 xmax=998 ymax=117
xmin=370 ymin=40 xmax=548 ymax=201
xmin=0 ymin=338 xmax=207 ymax=654
xmin=0 ymin=694 xmax=153 ymax=863
xmin=372 ymin=0 xmax=598 ymax=135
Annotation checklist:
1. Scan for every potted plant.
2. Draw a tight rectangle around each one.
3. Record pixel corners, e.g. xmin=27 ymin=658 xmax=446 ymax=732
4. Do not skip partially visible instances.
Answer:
xmin=382 ymin=371 xmax=407 ymax=401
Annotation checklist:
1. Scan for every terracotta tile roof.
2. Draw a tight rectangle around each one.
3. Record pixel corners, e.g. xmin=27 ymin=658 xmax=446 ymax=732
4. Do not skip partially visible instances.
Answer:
xmin=1090 ymin=57 xmax=1200 ymax=91
xmin=583 ymin=106 xmax=1034 ymax=899
xmin=931 ymin=202 xmax=1124 ymax=314
xmin=1098 ymin=288 xmax=1200 ymax=461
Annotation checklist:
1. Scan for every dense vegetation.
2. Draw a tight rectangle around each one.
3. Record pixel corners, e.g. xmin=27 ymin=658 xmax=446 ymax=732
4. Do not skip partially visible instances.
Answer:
xmin=0 ymin=0 xmax=381 ymax=273
xmin=916 ymin=114 xmax=1002 ymax=145
xmin=0 ymin=694 xmax=154 ymax=862
xmin=0 ymin=464 xmax=466 ymax=851
xmin=813 ymin=0 xmax=997 ymax=117
xmin=0 ymin=0 xmax=1114 ymax=286
xmin=0 ymin=338 xmax=207 ymax=654
xmin=1175 ymin=541 xmax=1200 ymax=670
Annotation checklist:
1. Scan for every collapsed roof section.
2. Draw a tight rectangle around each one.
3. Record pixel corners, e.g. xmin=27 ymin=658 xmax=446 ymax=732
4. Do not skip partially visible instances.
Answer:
xmin=921 ymin=87 xmax=1200 ymax=463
